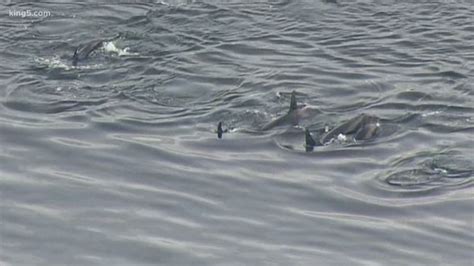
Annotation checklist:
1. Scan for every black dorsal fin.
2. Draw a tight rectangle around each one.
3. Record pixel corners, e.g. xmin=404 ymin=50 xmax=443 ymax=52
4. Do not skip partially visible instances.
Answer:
xmin=72 ymin=47 xmax=79 ymax=66
xmin=305 ymin=128 xmax=316 ymax=147
xmin=217 ymin=122 xmax=223 ymax=139
xmin=288 ymin=90 xmax=297 ymax=113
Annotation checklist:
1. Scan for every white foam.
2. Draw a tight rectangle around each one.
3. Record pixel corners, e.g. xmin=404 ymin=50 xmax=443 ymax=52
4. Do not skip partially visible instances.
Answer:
xmin=35 ymin=56 xmax=105 ymax=70
xmin=337 ymin=133 xmax=347 ymax=142
xmin=103 ymin=41 xmax=138 ymax=56
xmin=422 ymin=110 xmax=441 ymax=117
xmin=35 ymin=56 xmax=71 ymax=70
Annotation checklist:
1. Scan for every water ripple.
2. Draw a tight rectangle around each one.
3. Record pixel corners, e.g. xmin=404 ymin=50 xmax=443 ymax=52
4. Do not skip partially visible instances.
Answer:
xmin=1 ymin=1 xmax=474 ymax=265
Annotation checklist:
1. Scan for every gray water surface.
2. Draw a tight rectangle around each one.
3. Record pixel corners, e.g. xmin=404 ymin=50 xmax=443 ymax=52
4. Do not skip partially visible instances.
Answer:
xmin=1 ymin=1 xmax=473 ymax=265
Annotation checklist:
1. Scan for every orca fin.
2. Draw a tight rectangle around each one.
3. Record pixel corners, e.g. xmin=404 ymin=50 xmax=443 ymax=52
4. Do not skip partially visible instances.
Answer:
xmin=305 ymin=128 xmax=317 ymax=147
xmin=288 ymin=90 xmax=297 ymax=113
xmin=217 ymin=122 xmax=223 ymax=139
xmin=72 ymin=47 xmax=79 ymax=66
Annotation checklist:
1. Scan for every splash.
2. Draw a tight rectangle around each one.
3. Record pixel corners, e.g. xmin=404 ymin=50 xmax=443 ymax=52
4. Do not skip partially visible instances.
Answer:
xmin=34 ymin=55 xmax=103 ymax=70
xmin=103 ymin=41 xmax=138 ymax=56
xmin=34 ymin=56 xmax=71 ymax=70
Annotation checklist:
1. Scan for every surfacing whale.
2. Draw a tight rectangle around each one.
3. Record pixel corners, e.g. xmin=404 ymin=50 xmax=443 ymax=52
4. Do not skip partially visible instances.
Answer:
xmin=305 ymin=113 xmax=380 ymax=148
xmin=72 ymin=34 xmax=120 ymax=66
xmin=260 ymin=91 xmax=312 ymax=131
xmin=322 ymin=114 xmax=380 ymax=143
xmin=216 ymin=91 xmax=380 ymax=150
xmin=217 ymin=91 xmax=307 ymax=138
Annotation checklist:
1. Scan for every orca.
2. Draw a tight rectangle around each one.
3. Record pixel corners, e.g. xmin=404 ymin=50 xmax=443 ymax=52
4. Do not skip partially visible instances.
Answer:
xmin=260 ymin=91 xmax=313 ymax=131
xmin=352 ymin=115 xmax=380 ymax=140
xmin=216 ymin=91 xmax=380 ymax=149
xmin=305 ymin=113 xmax=380 ymax=148
xmin=72 ymin=34 xmax=120 ymax=66
xmin=217 ymin=91 xmax=306 ymax=138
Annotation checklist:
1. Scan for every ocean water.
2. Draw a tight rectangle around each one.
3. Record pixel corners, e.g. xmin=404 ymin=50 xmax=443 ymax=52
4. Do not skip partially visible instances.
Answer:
xmin=0 ymin=1 xmax=473 ymax=265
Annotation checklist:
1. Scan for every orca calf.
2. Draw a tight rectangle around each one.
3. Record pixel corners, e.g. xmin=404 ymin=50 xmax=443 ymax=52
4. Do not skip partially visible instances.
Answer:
xmin=321 ymin=114 xmax=380 ymax=143
xmin=72 ymin=34 xmax=120 ymax=66
xmin=305 ymin=113 xmax=380 ymax=148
